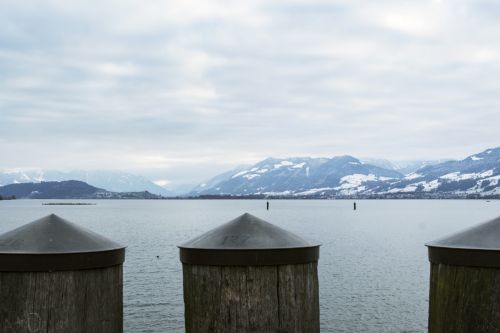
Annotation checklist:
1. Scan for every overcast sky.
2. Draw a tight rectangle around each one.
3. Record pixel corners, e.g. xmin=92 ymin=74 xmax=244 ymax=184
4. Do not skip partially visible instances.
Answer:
xmin=1 ymin=0 xmax=499 ymax=186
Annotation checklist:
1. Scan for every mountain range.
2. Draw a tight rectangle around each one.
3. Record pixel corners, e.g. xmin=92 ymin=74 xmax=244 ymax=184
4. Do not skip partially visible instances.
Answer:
xmin=0 ymin=180 xmax=163 ymax=199
xmin=1 ymin=147 xmax=498 ymax=199
xmin=0 ymin=170 xmax=172 ymax=196
xmin=359 ymin=158 xmax=451 ymax=175
xmin=191 ymin=147 xmax=500 ymax=198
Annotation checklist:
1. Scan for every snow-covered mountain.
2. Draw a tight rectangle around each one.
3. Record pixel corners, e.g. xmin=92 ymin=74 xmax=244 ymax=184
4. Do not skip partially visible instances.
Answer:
xmin=191 ymin=156 xmax=403 ymax=196
xmin=191 ymin=147 xmax=500 ymax=198
xmin=0 ymin=170 xmax=172 ymax=196
xmin=380 ymin=147 xmax=500 ymax=197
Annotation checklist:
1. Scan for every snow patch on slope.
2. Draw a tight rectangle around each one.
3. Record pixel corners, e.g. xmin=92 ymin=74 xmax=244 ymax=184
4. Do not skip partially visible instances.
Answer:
xmin=274 ymin=161 xmax=294 ymax=169
xmin=243 ymin=174 xmax=260 ymax=180
xmin=292 ymin=163 xmax=306 ymax=169
xmin=232 ymin=170 xmax=249 ymax=178
xmin=405 ymin=173 xmax=422 ymax=180
xmin=262 ymin=190 xmax=293 ymax=196
xmin=421 ymin=179 xmax=440 ymax=192
xmin=387 ymin=184 xmax=418 ymax=193
xmin=295 ymin=187 xmax=334 ymax=195
xmin=337 ymin=174 xmax=377 ymax=188
xmin=440 ymin=170 xmax=494 ymax=181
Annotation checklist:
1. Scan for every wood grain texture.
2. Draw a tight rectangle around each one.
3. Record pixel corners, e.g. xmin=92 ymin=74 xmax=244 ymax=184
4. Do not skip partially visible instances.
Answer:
xmin=183 ymin=263 xmax=319 ymax=333
xmin=278 ymin=263 xmax=319 ymax=332
xmin=0 ymin=265 xmax=123 ymax=333
xmin=429 ymin=263 xmax=500 ymax=333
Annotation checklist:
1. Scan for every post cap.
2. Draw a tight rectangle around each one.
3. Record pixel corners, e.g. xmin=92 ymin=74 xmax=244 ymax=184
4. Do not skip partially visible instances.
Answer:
xmin=426 ymin=216 xmax=500 ymax=267
xmin=0 ymin=214 xmax=126 ymax=271
xmin=178 ymin=213 xmax=320 ymax=266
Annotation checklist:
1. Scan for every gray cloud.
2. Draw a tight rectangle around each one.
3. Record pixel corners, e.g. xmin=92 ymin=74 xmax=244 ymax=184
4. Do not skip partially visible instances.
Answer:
xmin=1 ymin=0 xmax=499 ymax=185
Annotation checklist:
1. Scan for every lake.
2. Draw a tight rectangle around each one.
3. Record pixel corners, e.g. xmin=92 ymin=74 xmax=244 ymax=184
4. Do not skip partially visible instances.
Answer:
xmin=1 ymin=199 xmax=499 ymax=332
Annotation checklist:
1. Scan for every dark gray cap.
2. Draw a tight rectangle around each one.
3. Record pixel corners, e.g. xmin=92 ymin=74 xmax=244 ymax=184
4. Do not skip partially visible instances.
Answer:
xmin=426 ymin=216 xmax=500 ymax=268
xmin=0 ymin=214 xmax=125 ymax=272
xmin=179 ymin=213 xmax=320 ymax=266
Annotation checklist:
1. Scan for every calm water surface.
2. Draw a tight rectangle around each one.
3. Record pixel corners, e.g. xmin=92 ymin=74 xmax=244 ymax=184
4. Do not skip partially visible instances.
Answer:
xmin=1 ymin=199 xmax=499 ymax=332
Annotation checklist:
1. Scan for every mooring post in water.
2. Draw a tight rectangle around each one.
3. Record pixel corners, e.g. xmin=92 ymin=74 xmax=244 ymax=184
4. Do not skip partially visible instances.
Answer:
xmin=0 ymin=214 xmax=125 ymax=333
xmin=426 ymin=216 xmax=500 ymax=333
xmin=179 ymin=213 xmax=320 ymax=333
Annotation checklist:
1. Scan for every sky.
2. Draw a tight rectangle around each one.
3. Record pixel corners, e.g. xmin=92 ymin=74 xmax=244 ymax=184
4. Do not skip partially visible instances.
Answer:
xmin=1 ymin=0 xmax=499 ymax=187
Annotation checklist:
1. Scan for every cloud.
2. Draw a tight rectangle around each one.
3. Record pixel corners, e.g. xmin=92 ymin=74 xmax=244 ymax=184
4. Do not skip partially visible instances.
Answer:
xmin=96 ymin=62 xmax=139 ymax=76
xmin=363 ymin=1 xmax=446 ymax=37
xmin=0 ymin=0 xmax=499 ymax=185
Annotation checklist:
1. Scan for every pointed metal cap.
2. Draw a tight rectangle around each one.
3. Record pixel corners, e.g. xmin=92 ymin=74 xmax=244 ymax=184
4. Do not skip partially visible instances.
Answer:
xmin=179 ymin=213 xmax=320 ymax=266
xmin=426 ymin=216 xmax=500 ymax=267
xmin=0 ymin=214 xmax=125 ymax=271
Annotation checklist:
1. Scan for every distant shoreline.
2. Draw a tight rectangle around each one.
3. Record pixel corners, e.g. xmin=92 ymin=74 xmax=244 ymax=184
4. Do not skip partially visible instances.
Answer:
xmin=42 ymin=202 xmax=96 ymax=205
xmin=7 ymin=196 xmax=498 ymax=201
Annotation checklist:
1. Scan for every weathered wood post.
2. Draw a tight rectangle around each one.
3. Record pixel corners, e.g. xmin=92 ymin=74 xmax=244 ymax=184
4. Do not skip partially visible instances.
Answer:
xmin=179 ymin=212 xmax=320 ymax=333
xmin=0 ymin=214 xmax=125 ymax=333
xmin=426 ymin=216 xmax=500 ymax=333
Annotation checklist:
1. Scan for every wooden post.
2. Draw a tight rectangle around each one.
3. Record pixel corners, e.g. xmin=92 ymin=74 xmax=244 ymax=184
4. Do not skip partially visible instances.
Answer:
xmin=426 ymin=216 xmax=500 ymax=333
xmin=179 ymin=213 xmax=320 ymax=333
xmin=0 ymin=214 xmax=126 ymax=333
